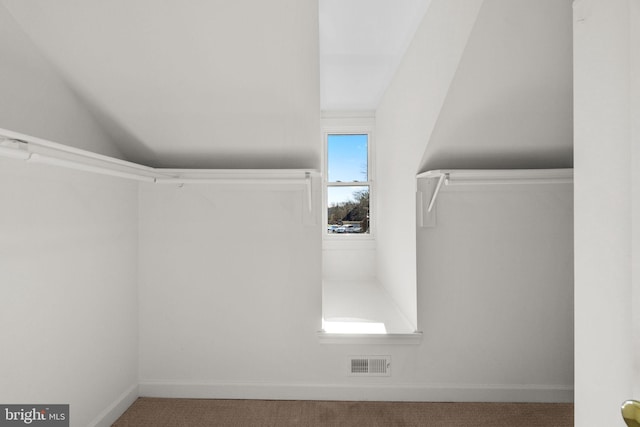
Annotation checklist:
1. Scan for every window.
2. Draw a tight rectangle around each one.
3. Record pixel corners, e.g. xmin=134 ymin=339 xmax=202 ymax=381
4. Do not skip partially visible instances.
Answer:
xmin=325 ymin=133 xmax=372 ymax=236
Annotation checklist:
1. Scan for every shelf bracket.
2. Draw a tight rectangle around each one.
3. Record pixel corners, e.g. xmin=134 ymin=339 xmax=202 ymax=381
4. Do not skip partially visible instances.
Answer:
xmin=417 ymin=173 xmax=447 ymax=228
xmin=306 ymin=172 xmax=312 ymax=212
xmin=427 ymin=173 xmax=446 ymax=213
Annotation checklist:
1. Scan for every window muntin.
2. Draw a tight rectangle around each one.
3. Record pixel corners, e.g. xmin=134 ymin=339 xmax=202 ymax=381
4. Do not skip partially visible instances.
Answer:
xmin=325 ymin=133 xmax=371 ymax=235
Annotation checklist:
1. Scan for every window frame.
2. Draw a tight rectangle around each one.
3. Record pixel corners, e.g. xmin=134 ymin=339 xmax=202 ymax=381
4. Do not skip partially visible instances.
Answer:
xmin=322 ymin=123 xmax=376 ymax=241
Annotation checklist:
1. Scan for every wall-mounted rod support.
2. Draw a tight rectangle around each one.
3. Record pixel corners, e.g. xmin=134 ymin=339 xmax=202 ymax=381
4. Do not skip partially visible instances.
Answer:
xmin=0 ymin=139 xmax=30 ymax=160
xmin=1 ymin=132 xmax=161 ymax=175
xmin=427 ymin=173 xmax=446 ymax=213
xmin=306 ymin=172 xmax=312 ymax=212
xmin=1 ymin=134 xmax=168 ymax=182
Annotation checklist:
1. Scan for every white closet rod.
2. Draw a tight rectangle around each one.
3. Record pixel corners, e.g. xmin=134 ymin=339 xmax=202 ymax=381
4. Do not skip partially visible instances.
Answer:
xmin=0 ymin=130 xmax=316 ymax=210
xmin=0 ymin=132 xmax=167 ymax=182
xmin=417 ymin=169 xmax=574 ymax=183
xmin=154 ymin=178 xmax=307 ymax=185
xmin=445 ymin=177 xmax=573 ymax=186
xmin=418 ymin=169 xmax=573 ymax=215
xmin=27 ymin=153 xmax=157 ymax=183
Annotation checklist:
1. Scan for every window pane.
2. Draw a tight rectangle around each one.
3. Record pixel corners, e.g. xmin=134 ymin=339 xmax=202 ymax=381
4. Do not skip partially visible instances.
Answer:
xmin=327 ymin=186 xmax=369 ymax=234
xmin=327 ymin=134 xmax=368 ymax=182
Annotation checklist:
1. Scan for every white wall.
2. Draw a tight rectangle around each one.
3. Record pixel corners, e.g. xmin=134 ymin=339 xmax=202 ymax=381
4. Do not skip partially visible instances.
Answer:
xmin=0 ymin=7 xmax=139 ymax=424
xmin=322 ymin=243 xmax=377 ymax=282
xmin=0 ymin=160 xmax=139 ymax=427
xmin=0 ymin=5 xmax=123 ymax=159
xmin=417 ymin=181 xmax=574 ymax=396
xmin=375 ymin=0 xmax=484 ymax=327
xmin=138 ymin=183 xmax=324 ymax=386
xmin=633 ymin=0 xmax=640 ymax=401
xmin=137 ymin=179 xmax=572 ymax=402
xmin=0 ymin=165 xmax=573 ymax=414
xmin=573 ymin=0 xmax=640 ymax=425
xmin=375 ymin=0 xmax=573 ymax=335
xmin=0 ymin=0 xmax=579 ymax=412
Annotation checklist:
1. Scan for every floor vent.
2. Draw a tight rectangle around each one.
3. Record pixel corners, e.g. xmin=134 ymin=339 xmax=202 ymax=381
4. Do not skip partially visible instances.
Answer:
xmin=348 ymin=356 xmax=391 ymax=376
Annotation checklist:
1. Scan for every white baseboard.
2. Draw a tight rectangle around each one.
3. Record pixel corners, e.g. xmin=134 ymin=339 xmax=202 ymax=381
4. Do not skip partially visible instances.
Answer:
xmin=90 ymin=383 xmax=139 ymax=427
xmin=138 ymin=381 xmax=573 ymax=403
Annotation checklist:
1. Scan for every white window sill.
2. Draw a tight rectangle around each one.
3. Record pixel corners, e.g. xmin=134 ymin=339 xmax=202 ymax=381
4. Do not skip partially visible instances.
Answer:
xmin=316 ymin=331 xmax=423 ymax=345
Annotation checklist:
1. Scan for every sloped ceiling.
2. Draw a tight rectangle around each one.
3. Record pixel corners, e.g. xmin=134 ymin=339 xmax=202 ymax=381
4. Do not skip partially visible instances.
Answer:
xmin=419 ymin=0 xmax=573 ymax=171
xmin=1 ymin=0 xmax=432 ymax=169
xmin=0 ymin=0 xmax=321 ymax=168
xmin=1 ymin=0 xmax=572 ymax=170
xmin=319 ymin=0 xmax=431 ymax=111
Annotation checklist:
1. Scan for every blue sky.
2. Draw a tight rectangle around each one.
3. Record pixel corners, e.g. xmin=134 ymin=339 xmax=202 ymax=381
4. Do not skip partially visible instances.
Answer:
xmin=327 ymin=134 xmax=368 ymax=207
xmin=327 ymin=134 xmax=368 ymax=182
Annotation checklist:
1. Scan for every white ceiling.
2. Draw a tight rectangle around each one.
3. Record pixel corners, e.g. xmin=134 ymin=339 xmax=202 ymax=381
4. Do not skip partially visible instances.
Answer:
xmin=0 ymin=0 xmax=430 ymax=166
xmin=319 ymin=0 xmax=431 ymax=111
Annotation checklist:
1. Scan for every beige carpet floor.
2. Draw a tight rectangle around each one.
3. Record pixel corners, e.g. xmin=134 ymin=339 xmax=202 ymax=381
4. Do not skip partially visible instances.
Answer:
xmin=112 ymin=398 xmax=574 ymax=426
